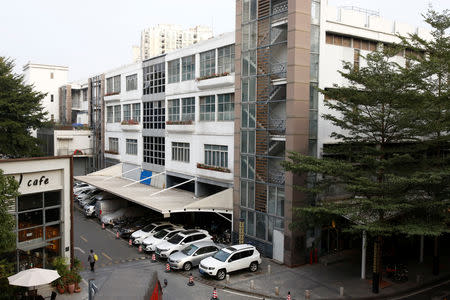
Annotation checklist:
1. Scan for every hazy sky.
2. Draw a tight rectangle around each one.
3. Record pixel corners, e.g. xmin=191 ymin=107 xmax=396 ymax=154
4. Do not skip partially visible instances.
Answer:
xmin=0 ymin=0 xmax=447 ymax=81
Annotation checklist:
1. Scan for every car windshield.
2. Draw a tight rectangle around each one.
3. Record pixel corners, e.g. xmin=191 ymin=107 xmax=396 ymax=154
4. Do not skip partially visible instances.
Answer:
xmin=142 ymin=224 xmax=156 ymax=232
xmin=154 ymin=230 xmax=168 ymax=239
xmin=168 ymin=234 xmax=183 ymax=244
xmin=212 ymin=250 xmax=231 ymax=262
xmin=181 ymin=245 xmax=198 ymax=256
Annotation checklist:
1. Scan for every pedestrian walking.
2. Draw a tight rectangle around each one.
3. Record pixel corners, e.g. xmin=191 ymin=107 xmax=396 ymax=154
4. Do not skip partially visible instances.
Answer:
xmin=88 ymin=249 xmax=98 ymax=272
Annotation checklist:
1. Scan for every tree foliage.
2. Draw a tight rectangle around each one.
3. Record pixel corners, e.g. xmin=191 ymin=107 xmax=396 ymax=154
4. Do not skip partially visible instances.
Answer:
xmin=0 ymin=57 xmax=49 ymax=157
xmin=283 ymin=9 xmax=450 ymax=238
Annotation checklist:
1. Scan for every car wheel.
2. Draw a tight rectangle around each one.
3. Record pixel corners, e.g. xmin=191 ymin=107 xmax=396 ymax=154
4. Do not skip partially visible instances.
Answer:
xmin=183 ymin=262 xmax=192 ymax=271
xmin=216 ymin=269 xmax=226 ymax=280
xmin=249 ymin=261 xmax=258 ymax=272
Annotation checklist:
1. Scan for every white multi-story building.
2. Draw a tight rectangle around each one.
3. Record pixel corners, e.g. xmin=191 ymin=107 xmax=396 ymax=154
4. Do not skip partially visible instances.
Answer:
xmin=165 ymin=32 xmax=235 ymax=197
xmin=140 ymin=24 xmax=213 ymax=60
xmin=104 ymin=62 xmax=144 ymax=177
xmin=23 ymin=63 xmax=68 ymax=123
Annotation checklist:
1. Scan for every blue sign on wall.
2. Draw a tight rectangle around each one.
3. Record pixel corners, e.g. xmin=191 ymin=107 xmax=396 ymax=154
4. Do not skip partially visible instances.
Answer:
xmin=140 ymin=170 xmax=152 ymax=185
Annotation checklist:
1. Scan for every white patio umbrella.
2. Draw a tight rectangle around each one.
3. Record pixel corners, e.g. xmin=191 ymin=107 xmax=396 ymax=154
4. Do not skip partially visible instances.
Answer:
xmin=8 ymin=268 xmax=60 ymax=287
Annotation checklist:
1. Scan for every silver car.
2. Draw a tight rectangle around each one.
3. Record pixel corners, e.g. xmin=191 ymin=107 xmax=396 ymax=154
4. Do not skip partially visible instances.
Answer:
xmin=168 ymin=241 xmax=220 ymax=271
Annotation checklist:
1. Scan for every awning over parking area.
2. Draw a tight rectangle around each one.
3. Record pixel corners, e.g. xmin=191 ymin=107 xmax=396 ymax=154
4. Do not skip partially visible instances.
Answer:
xmin=75 ymin=164 xmax=232 ymax=217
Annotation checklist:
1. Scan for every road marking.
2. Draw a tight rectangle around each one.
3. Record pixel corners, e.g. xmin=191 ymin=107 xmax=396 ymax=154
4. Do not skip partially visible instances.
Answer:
xmin=388 ymin=278 xmax=450 ymax=300
xmin=74 ymin=247 xmax=85 ymax=254
xmin=80 ymin=235 xmax=88 ymax=242
xmin=221 ymin=289 xmax=265 ymax=299
xmin=102 ymin=252 xmax=112 ymax=261
xmin=82 ymin=278 xmax=88 ymax=286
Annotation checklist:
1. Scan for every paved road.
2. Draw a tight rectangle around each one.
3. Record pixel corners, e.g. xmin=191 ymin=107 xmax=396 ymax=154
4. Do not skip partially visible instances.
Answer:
xmin=73 ymin=207 xmax=267 ymax=299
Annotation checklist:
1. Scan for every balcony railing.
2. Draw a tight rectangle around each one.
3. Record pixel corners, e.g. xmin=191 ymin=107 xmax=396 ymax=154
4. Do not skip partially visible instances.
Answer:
xmin=272 ymin=0 xmax=288 ymax=22
xmin=269 ymin=118 xmax=286 ymax=133
xmin=268 ymin=168 xmax=285 ymax=185
xmin=57 ymin=148 xmax=93 ymax=156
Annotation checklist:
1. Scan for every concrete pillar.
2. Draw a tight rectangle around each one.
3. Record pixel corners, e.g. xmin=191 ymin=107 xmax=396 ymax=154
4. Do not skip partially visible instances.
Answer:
xmin=361 ymin=230 xmax=366 ymax=279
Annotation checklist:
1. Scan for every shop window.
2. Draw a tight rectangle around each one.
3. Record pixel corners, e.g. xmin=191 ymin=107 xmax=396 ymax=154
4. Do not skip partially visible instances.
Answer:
xmin=44 ymin=191 xmax=60 ymax=207
xmin=18 ymin=193 xmax=42 ymax=212
xmin=18 ymin=226 xmax=43 ymax=243
xmin=45 ymin=208 xmax=60 ymax=223
xmin=19 ymin=210 xmax=43 ymax=229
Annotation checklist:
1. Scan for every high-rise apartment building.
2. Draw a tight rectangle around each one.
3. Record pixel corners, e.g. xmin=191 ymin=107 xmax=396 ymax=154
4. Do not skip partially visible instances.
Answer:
xmin=140 ymin=24 xmax=213 ymax=60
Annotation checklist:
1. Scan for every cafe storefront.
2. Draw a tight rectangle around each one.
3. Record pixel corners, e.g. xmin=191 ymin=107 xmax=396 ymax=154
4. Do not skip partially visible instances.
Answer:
xmin=0 ymin=156 xmax=73 ymax=271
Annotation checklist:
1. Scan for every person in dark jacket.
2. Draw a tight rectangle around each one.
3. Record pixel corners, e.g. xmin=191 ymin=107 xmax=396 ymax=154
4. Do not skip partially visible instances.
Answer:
xmin=88 ymin=249 xmax=96 ymax=272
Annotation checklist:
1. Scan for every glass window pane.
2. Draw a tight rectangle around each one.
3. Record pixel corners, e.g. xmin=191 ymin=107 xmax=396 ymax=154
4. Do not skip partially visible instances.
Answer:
xmin=248 ymin=182 xmax=254 ymax=209
xmin=44 ymin=191 xmax=60 ymax=207
xmin=45 ymin=223 xmax=61 ymax=240
xmin=249 ymin=131 xmax=255 ymax=154
xmin=256 ymin=213 xmax=266 ymax=240
xmin=241 ymin=131 xmax=247 ymax=153
xmin=268 ymin=186 xmax=276 ymax=214
xmin=18 ymin=226 xmax=43 ymax=243
xmin=45 ymin=208 xmax=60 ymax=223
xmin=19 ymin=210 xmax=43 ymax=228
xmin=240 ymin=181 xmax=247 ymax=207
xmin=241 ymin=156 xmax=248 ymax=179
xmin=247 ymin=211 xmax=254 ymax=236
xmin=277 ymin=188 xmax=285 ymax=217
xmin=18 ymin=193 xmax=42 ymax=211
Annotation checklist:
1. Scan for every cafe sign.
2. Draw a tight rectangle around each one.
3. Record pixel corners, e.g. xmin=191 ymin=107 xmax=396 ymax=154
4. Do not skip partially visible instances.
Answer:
xmin=13 ymin=170 xmax=62 ymax=193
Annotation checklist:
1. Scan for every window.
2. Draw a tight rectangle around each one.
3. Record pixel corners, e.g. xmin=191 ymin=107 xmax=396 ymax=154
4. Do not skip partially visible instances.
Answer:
xmin=200 ymin=95 xmax=215 ymax=121
xmin=106 ymin=106 xmax=113 ymax=123
xmin=241 ymin=103 xmax=256 ymax=128
xmin=143 ymin=136 xmax=165 ymax=166
xmin=240 ymin=155 xmax=254 ymax=179
xmin=242 ymin=50 xmax=256 ymax=76
xmin=113 ymin=75 xmax=121 ymax=93
xmin=123 ymin=104 xmax=131 ymax=121
xmin=168 ymin=59 xmax=180 ymax=83
xmin=168 ymin=99 xmax=180 ymax=121
xmin=218 ymin=93 xmax=234 ymax=121
xmin=109 ymin=137 xmax=119 ymax=153
xmin=268 ymin=186 xmax=284 ymax=217
xmin=106 ymin=77 xmax=113 ymax=94
xmin=182 ymin=97 xmax=195 ymax=121
xmin=354 ymin=49 xmax=360 ymax=70
xmin=204 ymin=145 xmax=228 ymax=168
xmin=50 ymin=95 xmax=54 ymax=102
xmin=126 ymin=139 xmax=138 ymax=155
xmin=182 ymin=55 xmax=195 ymax=81
xmin=242 ymin=0 xmax=257 ymax=22
xmin=240 ymin=180 xmax=255 ymax=208
xmin=218 ymin=45 xmax=235 ymax=74
xmin=132 ymin=103 xmax=141 ymax=122
xmin=172 ymin=142 xmax=189 ymax=162
xmin=143 ymin=63 xmax=165 ymax=95
xmin=242 ymin=22 xmax=257 ymax=51
xmin=114 ymin=105 xmax=121 ymax=122
xmin=200 ymin=50 xmax=215 ymax=77
xmin=126 ymin=74 xmax=137 ymax=91
xmin=143 ymin=101 xmax=165 ymax=129
xmin=106 ymin=75 xmax=121 ymax=94
xmin=241 ymin=130 xmax=255 ymax=154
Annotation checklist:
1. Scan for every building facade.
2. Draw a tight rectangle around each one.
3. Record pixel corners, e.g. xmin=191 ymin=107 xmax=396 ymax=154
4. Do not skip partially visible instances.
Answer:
xmin=0 ymin=156 xmax=73 ymax=271
xmin=23 ymin=63 xmax=69 ymax=124
xmin=233 ymin=0 xmax=429 ymax=266
xmin=140 ymin=24 xmax=213 ymax=60
xmin=165 ymin=32 xmax=235 ymax=197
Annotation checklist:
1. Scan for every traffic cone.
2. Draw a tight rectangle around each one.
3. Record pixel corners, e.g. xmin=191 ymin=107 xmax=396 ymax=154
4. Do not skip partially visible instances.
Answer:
xmin=211 ymin=287 xmax=219 ymax=300
xmin=116 ymin=231 xmax=120 ymax=239
xmin=187 ymin=273 xmax=195 ymax=286
xmin=138 ymin=245 xmax=142 ymax=252
xmin=151 ymin=253 xmax=156 ymax=263
xmin=129 ymin=239 xmax=132 ymax=247
xmin=102 ymin=223 xmax=105 ymax=229
xmin=287 ymin=291 xmax=291 ymax=300
xmin=165 ymin=263 xmax=170 ymax=273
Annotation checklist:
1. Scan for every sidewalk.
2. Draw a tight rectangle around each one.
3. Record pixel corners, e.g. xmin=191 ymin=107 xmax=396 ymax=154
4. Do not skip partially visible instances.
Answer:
xmin=223 ymin=254 xmax=450 ymax=299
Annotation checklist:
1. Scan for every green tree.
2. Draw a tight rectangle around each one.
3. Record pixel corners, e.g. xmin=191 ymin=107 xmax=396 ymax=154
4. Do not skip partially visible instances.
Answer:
xmin=0 ymin=169 xmax=20 ymax=298
xmin=282 ymin=9 xmax=450 ymax=293
xmin=0 ymin=57 xmax=49 ymax=157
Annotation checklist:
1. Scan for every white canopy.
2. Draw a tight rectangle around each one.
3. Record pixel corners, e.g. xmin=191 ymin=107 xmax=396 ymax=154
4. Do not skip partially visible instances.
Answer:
xmin=75 ymin=164 xmax=232 ymax=217
xmin=8 ymin=268 xmax=60 ymax=287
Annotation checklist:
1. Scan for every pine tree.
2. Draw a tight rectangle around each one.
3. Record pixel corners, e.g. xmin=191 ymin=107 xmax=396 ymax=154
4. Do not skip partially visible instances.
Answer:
xmin=282 ymin=9 xmax=450 ymax=293
xmin=0 ymin=57 xmax=49 ymax=157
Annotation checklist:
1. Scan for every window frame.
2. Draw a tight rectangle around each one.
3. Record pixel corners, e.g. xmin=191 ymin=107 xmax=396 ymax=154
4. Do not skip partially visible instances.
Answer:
xmin=125 ymin=139 xmax=138 ymax=155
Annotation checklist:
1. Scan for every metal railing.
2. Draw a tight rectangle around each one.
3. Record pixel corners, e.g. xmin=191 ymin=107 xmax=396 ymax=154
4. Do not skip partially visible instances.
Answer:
xmin=272 ymin=1 xmax=288 ymax=22
xmin=57 ymin=148 xmax=93 ymax=156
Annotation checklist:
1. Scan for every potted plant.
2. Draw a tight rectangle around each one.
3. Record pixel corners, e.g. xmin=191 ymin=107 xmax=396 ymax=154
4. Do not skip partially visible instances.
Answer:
xmin=53 ymin=278 xmax=65 ymax=294
xmin=52 ymin=257 xmax=69 ymax=294
xmin=72 ymin=258 xmax=82 ymax=293
xmin=65 ymin=272 xmax=76 ymax=294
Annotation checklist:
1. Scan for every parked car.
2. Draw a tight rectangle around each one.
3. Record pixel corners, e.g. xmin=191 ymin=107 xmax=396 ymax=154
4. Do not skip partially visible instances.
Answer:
xmin=74 ymin=185 xmax=94 ymax=196
xmin=168 ymin=241 xmax=220 ymax=271
xmin=133 ymin=223 xmax=174 ymax=245
xmin=142 ymin=227 xmax=185 ymax=252
xmin=117 ymin=218 xmax=151 ymax=238
xmin=77 ymin=189 xmax=102 ymax=203
xmin=100 ymin=207 xmax=146 ymax=225
xmin=84 ymin=204 xmax=96 ymax=217
xmin=95 ymin=198 xmax=127 ymax=219
xmin=155 ymin=229 xmax=212 ymax=259
xmin=199 ymin=244 xmax=261 ymax=280
xmin=79 ymin=194 xmax=98 ymax=208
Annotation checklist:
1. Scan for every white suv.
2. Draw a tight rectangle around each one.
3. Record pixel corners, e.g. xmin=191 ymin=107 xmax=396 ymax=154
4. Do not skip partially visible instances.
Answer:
xmin=131 ymin=222 xmax=172 ymax=244
xmin=142 ymin=227 xmax=184 ymax=252
xmin=155 ymin=229 xmax=212 ymax=258
xmin=199 ymin=244 xmax=261 ymax=280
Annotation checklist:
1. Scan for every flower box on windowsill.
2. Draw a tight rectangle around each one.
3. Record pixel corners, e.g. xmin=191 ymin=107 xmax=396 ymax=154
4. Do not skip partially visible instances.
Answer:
xmin=105 ymin=92 xmax=120 ymax=96
xmin=166 ymin=120 xmax=193 ymax=125
xmin=196 ymin=73 xmax=234 ymax=90
xmin=197 ymin=163 xmax=231 ymax=173
xmin=120 ymin=119 xmax=140 ymax=131
xmin=105 ymin=150 xmax=119 ymax=155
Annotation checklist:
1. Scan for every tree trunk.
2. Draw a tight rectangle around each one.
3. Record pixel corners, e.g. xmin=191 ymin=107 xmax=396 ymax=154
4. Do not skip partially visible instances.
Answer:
xmin=372 ymin=236 xmax=382 ymax=293
xmin=433 ymin=236 xmax=439 ymax=275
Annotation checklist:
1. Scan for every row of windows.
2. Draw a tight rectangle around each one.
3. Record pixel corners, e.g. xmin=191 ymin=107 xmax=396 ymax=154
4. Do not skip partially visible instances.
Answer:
xmin=167 ymin=45 xmax=235 ymax=82
xmin=106 ymin=104 xmax=141 ymax=123
xmin=107 ymin=138 xmax=138 ymax=155
xmin=143 ymin=101 xmax=165 ymax=129
xmin=143 ymin=63 xmax=165 ymax=95
xmin=167 ymin=94 xmax=235 ymax=122
xmin=143 ymin=136 xmax=165 ymax=166
xmin=171 ymin=142 xmax=229 ymax=168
